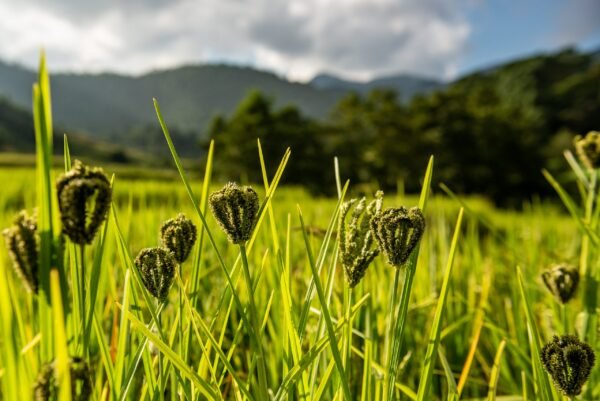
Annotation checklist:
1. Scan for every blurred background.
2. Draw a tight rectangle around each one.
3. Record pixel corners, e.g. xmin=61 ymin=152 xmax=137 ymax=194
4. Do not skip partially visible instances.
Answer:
xmin=0 ymin=0 xmax=598 ymax=204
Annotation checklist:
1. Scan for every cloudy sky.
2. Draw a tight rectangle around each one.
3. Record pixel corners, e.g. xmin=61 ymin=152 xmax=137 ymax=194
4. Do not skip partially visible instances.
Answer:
xmin=0 ymin=0 xmax=598 ymax=82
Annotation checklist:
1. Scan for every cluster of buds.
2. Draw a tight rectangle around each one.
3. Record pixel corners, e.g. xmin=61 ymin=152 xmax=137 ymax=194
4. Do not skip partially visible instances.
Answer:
xmin=3 ymin=210 xmax=39 ymax=293
xmin=209 ymin=182 xmax=259 ymax=244
xmin=370 ymin=206 xmax=426 ymax=268
xmin=574 ymin=131 xmax=600 ymax=171
xmin=134 ymin=247 xmax=177 ymax=302
xmin=541 ymin=334 xmax=595 ymax=397
xmin=160 ymin=213 xmax=197 ymax=264
xmin=338 ymin=191 xmax=383 ymax=287
xmin=56 ymin=160 xmax=112 ymax=245
xmin=33 ymin=357 xmax=92 ymax=401
xmin=541 ymin=265 xmax=579 ymax=304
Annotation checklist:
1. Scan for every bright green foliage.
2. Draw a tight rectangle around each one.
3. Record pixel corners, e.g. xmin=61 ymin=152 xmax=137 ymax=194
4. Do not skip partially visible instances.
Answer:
xmin=338 ymin=191 xmax=383 ymax=287
xmin=541 ymin=335 xmax=596 ymax=396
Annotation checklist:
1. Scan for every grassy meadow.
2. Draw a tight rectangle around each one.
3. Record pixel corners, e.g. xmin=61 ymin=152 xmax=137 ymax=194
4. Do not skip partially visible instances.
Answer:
xmin=0 ymin=57 xmax=598 ymax=401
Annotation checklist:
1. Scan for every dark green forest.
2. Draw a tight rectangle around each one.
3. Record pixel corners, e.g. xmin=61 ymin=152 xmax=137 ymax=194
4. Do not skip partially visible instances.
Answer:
xmin=208 ymin=49 xmax=599 ymax=204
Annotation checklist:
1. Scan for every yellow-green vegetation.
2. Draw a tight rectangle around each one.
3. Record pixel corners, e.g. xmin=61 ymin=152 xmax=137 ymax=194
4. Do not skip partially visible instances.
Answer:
xmin=0 ymin=55 xmax=599 ymax=401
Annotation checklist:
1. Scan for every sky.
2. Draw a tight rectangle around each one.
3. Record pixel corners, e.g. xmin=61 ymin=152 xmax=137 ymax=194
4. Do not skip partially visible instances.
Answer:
xmin=0 ymin=0 xmax=598 ymax=82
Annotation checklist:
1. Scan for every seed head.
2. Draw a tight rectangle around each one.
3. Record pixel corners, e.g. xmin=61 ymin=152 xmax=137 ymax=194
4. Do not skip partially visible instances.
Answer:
xmin=541 ymin=334 xmax=595 ymax=396
xmin=338 ymin=191 xmax=383 ymax=287
xmin=56 ymin=160 xmax=112 ymax=245
xmin=160 ymin=213 xmax=197 ymax=264
xmin=541 ymin=265 xmax=579 ymax=304
xmin=574 ymin=131 xmax=600 ymax=170
xmin=208 ymin=182 xmax=259 ymax=244
xmin=370 ymin=206 xmax=425 ymax=268
xmin=3 ymin=210 xmax=39 ymax=293
xmin=134 ymin=247 xmax=176 ymax=301
xmin=33 ymin=357 xmax=92 ymax=401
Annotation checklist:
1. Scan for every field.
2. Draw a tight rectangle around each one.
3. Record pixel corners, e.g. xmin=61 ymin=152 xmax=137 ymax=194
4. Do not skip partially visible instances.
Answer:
xmin=0 ymin=59 xmax=598 ymax=401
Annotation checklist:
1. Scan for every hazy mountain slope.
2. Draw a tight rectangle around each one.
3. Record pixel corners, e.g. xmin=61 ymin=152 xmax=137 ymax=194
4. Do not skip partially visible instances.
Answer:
xmin=309 ymin=73 xmax=443 ymax=100
xmin=0 ymin=61 xmax=438 ymax=137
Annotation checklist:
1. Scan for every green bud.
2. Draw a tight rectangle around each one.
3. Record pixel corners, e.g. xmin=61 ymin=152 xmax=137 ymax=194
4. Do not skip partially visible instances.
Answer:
xmin=338 ymin=191 xmax=383 ymax=287
xmin=3 ymin=210 xmax=38 ymax=293
xmin=160 ymin=213 xmax=197 ymax=264
xmin=56 ymin=160 xmax=112 ymax=245
xmin=33 ymin=357 xmax=92 ymax=401
xmin=370 ymin=206 xmax=425 ymax=268
xmin=541 ymin=265 xmax=579 ymax=304
xmin=209 ymin=182 xmax=259 ymax=244
xmin=134 ymin=247 xmax=176 ymax=301
xmin=574 ymin=131 xmax=600 ymax=170
xmin=541 ymin=334 xmax=595 ymax=397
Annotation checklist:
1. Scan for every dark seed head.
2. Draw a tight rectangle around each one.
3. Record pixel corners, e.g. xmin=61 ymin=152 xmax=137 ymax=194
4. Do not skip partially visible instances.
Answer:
xmin=208 ymin=182 xmax=259 ymax=244
xmin=56 ymin=160 xmax=112 ymax=245
xmin=370 ymin=206 xmax=425 ymax=268
xmin=33 ymin=357 xmax=92 ymax=401
xmin=541 ymin=265 xmax=579 ymax=304
xmin=575 ymin=131 xmax=600 ymax=170
xmin=541 ymin=334 xmax=595 ymax=396
xmin=134 ymin=247 xmax=176 ymax=302
xmin=3 ymin=210 xmax=39 ymax=293
xmin=160 ymin=213 xmax=197 ymax=264
xmin=338 ymin=191 xmax=383 ymax=287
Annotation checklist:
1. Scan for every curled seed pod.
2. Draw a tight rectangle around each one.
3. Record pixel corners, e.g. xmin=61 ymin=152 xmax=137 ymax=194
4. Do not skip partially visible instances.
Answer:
xmin=541 ymin=334 xmax=595 ymax=396
xmin=33 ymin=357 xmax=92 ymax=401
xmin=370 ymin=206 xmax=425 ymax=268
xmin=208 ymin=182 xmax=259 ymax=244
xmin=160 ymin=213 xmax=197 ymax=264
xmin=338 ymin=191 xmax=383 ymax=287
xmin=56 ymin=160 xmax=112 ymax=245
xmin=574 ymin=131 xmax=600 ymax=170
xmin=3 ymin=210 xmax=39 ymax=293
xmin=134 ymin=247 xmax=176 ymax=301
xmin=541 ymin=265 xmax=579 ymax=304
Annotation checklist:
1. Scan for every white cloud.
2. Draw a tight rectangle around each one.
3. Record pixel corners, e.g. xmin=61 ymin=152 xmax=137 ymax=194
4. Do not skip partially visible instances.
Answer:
xmin=0 ymin=0 xmax=472 ymax=81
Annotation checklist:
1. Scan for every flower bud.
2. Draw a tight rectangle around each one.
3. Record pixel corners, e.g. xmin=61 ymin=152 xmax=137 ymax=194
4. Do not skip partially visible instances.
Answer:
xmin=541 ymin=265 xmax=579 ymax=304
xmin=574 ymin=131 xmax=600 ymax=170
xmin=209 ymin=182 xmax=259 ymax=244
xmin=3 ymin=210 xmax=38 ymax=293
xmin=56 ymin=160 xmax=112 ymax=245
xmin=160 ymin=213 xmax=197 ymax=264
xmin=541 ymin=334 xmax=595 ymax=396
xmin=34 ymin=357 xmax=92 ymax=401
xmin=134 ymin=247 xmax=176 ymax=301
xmin=370 ymin=206 xmax=425 ymax=268
xmin=338 ymin=191 xmax=383 ymax=287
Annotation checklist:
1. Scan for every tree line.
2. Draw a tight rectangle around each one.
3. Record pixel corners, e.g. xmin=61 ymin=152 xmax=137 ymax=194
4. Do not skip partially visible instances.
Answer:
xmin=206 ymin=49 xmax=599 ymax=204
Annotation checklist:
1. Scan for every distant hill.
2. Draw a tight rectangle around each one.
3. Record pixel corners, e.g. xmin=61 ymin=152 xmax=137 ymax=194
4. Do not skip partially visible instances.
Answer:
xmin=309 ymin=73 xmax=443 ymax=100
xmin=0 ymin=61 xmax=440 ymax=138
xmin=0 ymin=95 xmax=145 ymax=162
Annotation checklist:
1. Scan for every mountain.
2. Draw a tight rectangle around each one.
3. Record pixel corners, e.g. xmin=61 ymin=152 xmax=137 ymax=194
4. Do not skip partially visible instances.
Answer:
xmin=0 ymin=61 xmax=439 ymax=139
xmin=309 ymin=73 xmax=443 ymax=100
xmin=0 ymin=95 xmax=143 ymax=162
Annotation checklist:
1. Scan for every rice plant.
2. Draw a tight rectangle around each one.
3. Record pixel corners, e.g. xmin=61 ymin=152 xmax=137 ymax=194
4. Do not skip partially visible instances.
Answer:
xmin=0 ymin=53 xmax=598 ymax=401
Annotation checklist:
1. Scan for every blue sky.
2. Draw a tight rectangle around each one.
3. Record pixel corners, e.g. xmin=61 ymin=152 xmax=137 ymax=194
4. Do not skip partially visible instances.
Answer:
xmin=460 ymin=0 xmax=599 ymax=75
xmin=0 ymin=0 xmax=597 ymax=82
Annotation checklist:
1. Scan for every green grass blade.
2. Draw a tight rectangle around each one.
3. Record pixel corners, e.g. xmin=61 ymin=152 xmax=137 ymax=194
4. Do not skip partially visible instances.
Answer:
xmin=487 ymin=339 xmax=507 ymax=401
xmin=416 ymin=208 xmax=464 ymax=401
